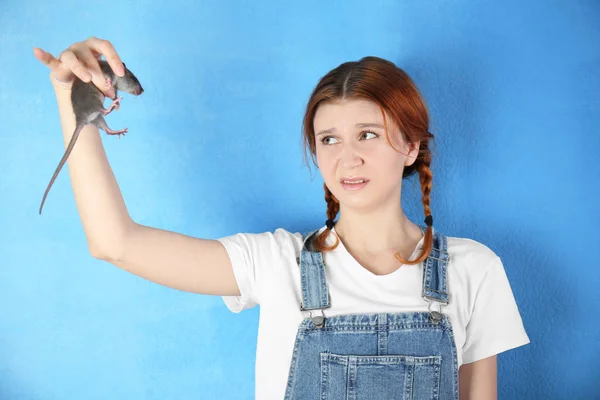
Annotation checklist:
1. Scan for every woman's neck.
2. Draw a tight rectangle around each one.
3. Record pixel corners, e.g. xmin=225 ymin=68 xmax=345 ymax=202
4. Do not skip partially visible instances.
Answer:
xmin=333 ymin=211 xmax=423 ymax=258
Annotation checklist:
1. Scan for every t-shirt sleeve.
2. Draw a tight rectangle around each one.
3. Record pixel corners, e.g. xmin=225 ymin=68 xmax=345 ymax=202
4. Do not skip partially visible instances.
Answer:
xmin=216 ymin=232 xmax=262 ymax=313
xmin=217 ymin=230 xmax=292 ymax=313
xmin=461 ymin=256 xmax=531 ymax=364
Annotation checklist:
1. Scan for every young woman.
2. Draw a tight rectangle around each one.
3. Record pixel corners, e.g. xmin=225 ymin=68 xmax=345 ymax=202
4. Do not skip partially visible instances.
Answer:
xmin=34 ymin=37 xmax=530 ymax=400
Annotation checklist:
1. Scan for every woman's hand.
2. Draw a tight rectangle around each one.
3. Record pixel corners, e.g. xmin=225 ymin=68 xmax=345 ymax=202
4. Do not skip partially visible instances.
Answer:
xmin=33 ymin=37 xmax=126 ymax=98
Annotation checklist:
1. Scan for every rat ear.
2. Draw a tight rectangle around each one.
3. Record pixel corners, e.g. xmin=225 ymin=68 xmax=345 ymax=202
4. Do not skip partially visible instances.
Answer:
xmin=122 ymin=62 xmax=126 ymax=68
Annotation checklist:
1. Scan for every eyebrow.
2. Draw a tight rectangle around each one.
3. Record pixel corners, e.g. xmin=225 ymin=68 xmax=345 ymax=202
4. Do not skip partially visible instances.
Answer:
xmin=316 ymin=123 xmax=385 ymax=137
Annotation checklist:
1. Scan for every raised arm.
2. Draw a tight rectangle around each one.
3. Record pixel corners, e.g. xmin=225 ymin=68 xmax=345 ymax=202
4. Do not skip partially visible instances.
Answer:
xmin=34 ymin=38 xmax=240 ymax=296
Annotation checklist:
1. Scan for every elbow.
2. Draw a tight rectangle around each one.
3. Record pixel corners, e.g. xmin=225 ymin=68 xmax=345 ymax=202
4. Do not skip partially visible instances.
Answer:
xmin=88 ymin=221 xmax=135 ymax=261
xmin=89 ymin=241 xmax=109 ymax=260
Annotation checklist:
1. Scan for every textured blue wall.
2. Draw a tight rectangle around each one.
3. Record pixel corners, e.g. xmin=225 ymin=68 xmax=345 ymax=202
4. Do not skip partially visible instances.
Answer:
xmin=1 ymin=0 xmax=598 ymax=399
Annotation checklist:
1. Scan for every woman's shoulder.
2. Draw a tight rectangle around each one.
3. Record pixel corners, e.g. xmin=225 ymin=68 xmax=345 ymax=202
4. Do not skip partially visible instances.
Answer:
xmin=217 ymin=226 xmax=307 ymax=257
xmin=442 ymin=231 xmax=504 ymax=283
xmin=444 ymin=232 xmax=500 ymax=265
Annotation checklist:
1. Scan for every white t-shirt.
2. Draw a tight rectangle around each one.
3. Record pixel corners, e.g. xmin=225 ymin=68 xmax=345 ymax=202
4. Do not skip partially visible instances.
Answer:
xmin=218 ymin=225 xmax=530 ymax=399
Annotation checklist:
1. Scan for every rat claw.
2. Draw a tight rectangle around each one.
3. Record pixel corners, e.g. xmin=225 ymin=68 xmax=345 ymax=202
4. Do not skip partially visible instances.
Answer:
xmin=102 ymin=97 xmax=123 ymax=115
xmin=105 ymin=127 xmax=128 ymax=138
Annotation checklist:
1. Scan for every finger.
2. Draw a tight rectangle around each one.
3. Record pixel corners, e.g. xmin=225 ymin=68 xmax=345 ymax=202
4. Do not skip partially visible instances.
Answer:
xmin=72 ymin=46 xmax=116 ymax=98
xmin=58 ymin=49 xmax=94 ymax=83
xmin=84 ymin=37 xmax=125 ymax=77
xmin=36 ymin=48 xmax=78 ymax=83
xmin=33 ymin=47 xmax=62 ymax=70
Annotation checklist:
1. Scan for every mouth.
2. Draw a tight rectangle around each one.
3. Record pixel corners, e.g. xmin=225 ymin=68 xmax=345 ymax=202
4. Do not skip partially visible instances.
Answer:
xmin=340 ymin=177 xmax=370 ymax=191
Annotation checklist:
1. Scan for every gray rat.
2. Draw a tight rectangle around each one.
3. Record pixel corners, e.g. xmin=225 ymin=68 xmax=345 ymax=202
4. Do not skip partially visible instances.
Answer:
xmin=39 ymin=59 xmax=144 ymax=215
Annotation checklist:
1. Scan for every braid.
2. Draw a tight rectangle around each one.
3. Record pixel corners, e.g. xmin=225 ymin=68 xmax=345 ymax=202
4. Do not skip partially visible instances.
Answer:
xmin=314 ymin=183 xmax=340 ymax=251
xmin=417 ymin=143 xmax=433 ymax=221
xmin=324 ymin=183 xmax=340 ymax=222
xmin=395 ymin=139 xmax=434 ymax=265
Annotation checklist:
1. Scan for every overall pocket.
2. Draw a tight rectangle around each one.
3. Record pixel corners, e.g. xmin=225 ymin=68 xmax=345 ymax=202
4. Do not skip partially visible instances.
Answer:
xmin=320 ymin=353 xmax=441 ymax=400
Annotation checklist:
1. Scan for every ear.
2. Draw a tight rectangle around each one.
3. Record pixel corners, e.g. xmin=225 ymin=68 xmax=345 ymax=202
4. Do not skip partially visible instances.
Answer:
xmin=404 ymin=140 xmax=420 ymax=167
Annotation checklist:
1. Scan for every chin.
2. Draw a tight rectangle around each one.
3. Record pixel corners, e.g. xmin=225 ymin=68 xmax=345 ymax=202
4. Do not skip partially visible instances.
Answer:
xmin=337 ymin=196 xmax=378 ymax=212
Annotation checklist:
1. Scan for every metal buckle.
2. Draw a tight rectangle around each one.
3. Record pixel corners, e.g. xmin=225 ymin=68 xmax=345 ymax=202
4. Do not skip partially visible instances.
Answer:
xmin=309 ymin=309 xmax=325 ymax=328
xmin=427 ymin=300 xmax=445 ymax=324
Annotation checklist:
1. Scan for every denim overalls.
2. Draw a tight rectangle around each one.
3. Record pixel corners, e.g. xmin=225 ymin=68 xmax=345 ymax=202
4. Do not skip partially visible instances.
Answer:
xmin=283 ymin=225 xmax=459 ymax=399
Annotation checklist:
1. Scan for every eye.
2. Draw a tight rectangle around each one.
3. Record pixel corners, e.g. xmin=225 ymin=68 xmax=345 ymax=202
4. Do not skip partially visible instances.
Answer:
xmin=320 ymin=136 xmax=338 ymax=145
xmin=361 ymin=131 xmax=379 ymax=140
xmin=319 ymin=130 xmax=379 ymax=145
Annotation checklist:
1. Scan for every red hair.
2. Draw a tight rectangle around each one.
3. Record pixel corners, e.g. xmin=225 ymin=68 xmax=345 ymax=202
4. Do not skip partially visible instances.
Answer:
xmin=301 ymin=56 xmax=435 ymax=265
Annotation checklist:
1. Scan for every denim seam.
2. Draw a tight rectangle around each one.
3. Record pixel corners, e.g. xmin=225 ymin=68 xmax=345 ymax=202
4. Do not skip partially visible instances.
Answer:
xmin=283 ymin=332 xmax=305 ymax=399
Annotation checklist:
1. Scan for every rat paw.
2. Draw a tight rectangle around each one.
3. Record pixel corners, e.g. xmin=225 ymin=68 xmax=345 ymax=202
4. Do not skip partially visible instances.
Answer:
xmin=106 ymin=127 xmax=128 ymax=137
xmin=103 ymin=97 xmax=124 ymax=114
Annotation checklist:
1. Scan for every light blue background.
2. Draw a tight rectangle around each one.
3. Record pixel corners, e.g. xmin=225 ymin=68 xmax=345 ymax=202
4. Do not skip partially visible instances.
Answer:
xmin=1 ymin=0 xmax=598 ymax=399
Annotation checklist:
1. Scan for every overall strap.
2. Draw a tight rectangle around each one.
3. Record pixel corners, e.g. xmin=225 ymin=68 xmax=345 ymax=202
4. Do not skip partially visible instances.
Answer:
xmin=297 ymin=229 xmax=331 ymax=327
xmin=420 ymin=225 xmax=451 ymax=323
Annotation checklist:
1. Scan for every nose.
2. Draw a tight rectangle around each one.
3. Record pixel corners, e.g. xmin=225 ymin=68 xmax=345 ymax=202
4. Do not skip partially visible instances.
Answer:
xmin=339 ymin=143 xmax=363 ymax=168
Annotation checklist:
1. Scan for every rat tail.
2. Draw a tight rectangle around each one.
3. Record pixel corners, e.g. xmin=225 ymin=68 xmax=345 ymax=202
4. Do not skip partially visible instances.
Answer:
xmin=39 ymin=124 xmax=85 ymax=215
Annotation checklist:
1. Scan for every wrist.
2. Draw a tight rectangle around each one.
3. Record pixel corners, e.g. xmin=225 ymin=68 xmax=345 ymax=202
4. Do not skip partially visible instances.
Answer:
xmin=49 ymin=72 xmax=72 ymax=91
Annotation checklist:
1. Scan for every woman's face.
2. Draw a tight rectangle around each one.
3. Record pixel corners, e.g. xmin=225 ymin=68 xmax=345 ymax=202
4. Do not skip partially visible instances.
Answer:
xmin=314 ymin=98 xmax=419 ymax=213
